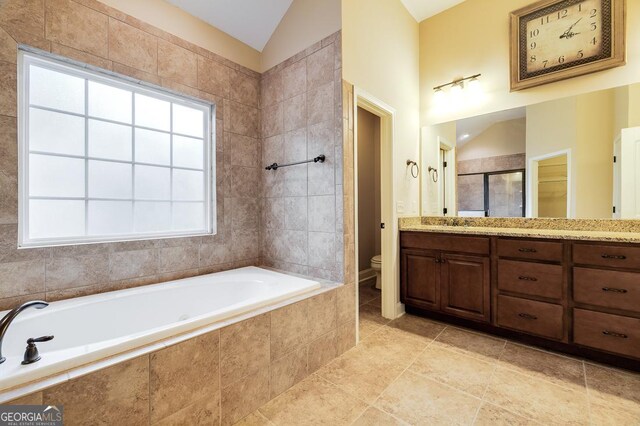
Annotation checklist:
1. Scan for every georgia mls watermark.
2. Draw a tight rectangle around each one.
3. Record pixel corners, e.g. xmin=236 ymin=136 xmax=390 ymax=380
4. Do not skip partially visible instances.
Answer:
xmin=0 ymin=405 xmax=63 ymax=426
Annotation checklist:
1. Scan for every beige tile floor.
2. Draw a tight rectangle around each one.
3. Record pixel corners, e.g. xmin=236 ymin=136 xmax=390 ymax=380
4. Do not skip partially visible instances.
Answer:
xmin=236 ymin=280 xmax=640 ymax=425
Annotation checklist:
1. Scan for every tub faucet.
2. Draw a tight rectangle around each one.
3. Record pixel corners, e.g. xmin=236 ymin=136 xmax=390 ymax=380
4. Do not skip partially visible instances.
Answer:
xmin=0 ymin=301 xmax=49 ymax=364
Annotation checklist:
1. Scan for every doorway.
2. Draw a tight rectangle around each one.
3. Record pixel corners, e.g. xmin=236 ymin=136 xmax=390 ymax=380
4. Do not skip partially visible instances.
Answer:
xmin=356 ymin=107 xmax=383 ymax=337
xmin=353 ymin=88 xmax=398 ymax=340
xmin=528 ymin=150 xmax=572 ymax=218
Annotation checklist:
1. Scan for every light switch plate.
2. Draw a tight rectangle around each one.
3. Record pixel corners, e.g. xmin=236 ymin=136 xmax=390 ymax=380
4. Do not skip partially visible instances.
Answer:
xmin=396 ymin=201 xmax=405 ymax=214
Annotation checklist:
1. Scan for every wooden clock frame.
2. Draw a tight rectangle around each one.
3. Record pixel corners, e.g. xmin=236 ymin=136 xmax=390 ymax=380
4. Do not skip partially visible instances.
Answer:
xmin=510 ymin=0 xmax=626 ymax=91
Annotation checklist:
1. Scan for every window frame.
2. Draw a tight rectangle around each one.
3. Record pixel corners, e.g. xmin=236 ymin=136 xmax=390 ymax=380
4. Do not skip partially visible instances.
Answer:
xmin=17 ymin=48 xmax=216 ymax=248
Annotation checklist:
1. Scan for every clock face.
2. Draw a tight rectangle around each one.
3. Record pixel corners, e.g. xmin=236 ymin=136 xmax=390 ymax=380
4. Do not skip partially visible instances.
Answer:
xmin=525 ymin=0 xmax=605 ymax=74
xmin=510 ymin=0 xmax=624 ymax=91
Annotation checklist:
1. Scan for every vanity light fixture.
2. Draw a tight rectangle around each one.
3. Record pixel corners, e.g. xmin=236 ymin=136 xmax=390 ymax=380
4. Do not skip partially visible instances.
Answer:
xmin=433 ymin=74 xmax=482 ymax=95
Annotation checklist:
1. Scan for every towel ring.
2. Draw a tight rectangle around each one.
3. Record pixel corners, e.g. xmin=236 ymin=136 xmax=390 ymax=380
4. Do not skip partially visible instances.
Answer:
xmin=428 ymin=166 xmax=438 ymax=183
xmin=406 ymin=160 xmax=419 ymax=179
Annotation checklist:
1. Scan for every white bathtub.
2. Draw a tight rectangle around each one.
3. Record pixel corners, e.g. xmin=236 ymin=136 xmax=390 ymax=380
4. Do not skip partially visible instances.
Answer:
xmin=0 ymin=267 xmax=320 ymax=393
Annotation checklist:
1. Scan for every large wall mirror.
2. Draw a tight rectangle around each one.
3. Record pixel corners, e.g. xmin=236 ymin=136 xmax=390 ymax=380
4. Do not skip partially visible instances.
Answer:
xmin=421 ymin=83 xmax=640 ymax=220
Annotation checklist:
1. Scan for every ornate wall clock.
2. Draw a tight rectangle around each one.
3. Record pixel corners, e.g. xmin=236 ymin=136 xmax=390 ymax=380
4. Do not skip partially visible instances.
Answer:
xmin=510 ymin=0 xmax=625 ymax=91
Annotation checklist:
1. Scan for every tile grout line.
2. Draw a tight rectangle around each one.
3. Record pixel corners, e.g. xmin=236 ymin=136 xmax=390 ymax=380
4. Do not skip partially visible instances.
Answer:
xmin=470 ymin=340 xmax=506 ymax=425
xmin=366 ymin=325 xmax=448 ymax=420
xmin=583 ymin=361 xmax=595 ymax=426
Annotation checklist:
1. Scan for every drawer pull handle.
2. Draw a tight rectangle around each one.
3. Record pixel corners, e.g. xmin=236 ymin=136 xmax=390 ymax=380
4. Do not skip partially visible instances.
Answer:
xmin=518 ymin=276 xmax=538 ymax=282
xmin=518 ymin=313 xmax=538 ymax=320
xmin=601 ymin=254 xmax=627 ymax=260
xmin=602 ymin=330 xmax=628 ymax=339
xmin=518 ymin=248 xmax=537 ymax=253
xmin=602 ymin=287 xmax=628 ymax=294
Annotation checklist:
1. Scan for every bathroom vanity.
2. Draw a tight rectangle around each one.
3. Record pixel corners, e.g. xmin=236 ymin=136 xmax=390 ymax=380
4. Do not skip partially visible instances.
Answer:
xmin=400 ymin=224 xmax=640 ymax=370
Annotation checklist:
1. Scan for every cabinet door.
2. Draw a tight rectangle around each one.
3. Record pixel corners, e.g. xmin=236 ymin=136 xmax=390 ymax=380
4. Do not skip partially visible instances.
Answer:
xmin=440 ymin=253 xmax=490 ymax=322
xmin=401 ymin=249 xmax=439 ymax=311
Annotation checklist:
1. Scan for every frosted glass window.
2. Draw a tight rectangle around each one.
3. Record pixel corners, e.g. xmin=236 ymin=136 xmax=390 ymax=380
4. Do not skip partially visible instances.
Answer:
xmin=173 ymin=136 xmax=204 ymax=169
xmin=173 ymin=104 xmax=204 ymax=138
xmin=88 ymin=120 xmax=132 ymax=161
xmin=29 ymin=108 xmax=85 ymax=156
xmin=135 ymin=93 xmax=170 ymax=131
xmin=88 ymin=81 xmax=132 ymax=124
xmin=135 ymin=165 xmax=170 ymax=200
xmin=19 ymin=51 xmax=214 ymax=248
xmin=173 ymin=203 xmax=204 ymax=231
xmin=29 ymin=154 xmax=85 ymax=198
xmin=88 ymin=201 xmax=133 ymax=235
xmin=173 ymin=169 xmax=204 ymax=201
xmin=134 ymin=202 xmax=171 ymax=233
xmin=29 ymin=200 xmax=85 ymax=239
xmin=29 ymin=65 xmax=84 ymax=114
xmin=135 ymin=129 xmax=170 ymax=165
xmin=88 ymin=160 xmax=132 ymax=199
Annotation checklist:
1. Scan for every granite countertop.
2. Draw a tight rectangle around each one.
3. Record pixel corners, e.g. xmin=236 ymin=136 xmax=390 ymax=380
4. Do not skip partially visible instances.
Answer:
xmin=400 ymin=224 xmax=640 ymax=243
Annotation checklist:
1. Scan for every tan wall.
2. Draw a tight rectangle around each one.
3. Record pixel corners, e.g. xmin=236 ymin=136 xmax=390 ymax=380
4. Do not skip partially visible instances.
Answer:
xmin=420 ymin=0 xmax=640 ymax=126
xmin=357 ymin=107 xmax=381 ymax=271
xmin=261 ymin=0 xmax=341 ymax=72
xmin=458 ymin=118 xmax=526 ymax=161
xmin=527 ymin=90 xmax=617 ymax=218
xmin=0 ymin=0 xmax=264 ymax=310
xmin=343 ymin=0 xmax=421 ymax=216
xmin=575 ymin=90 xmax=615 ymax=218
xmin=526 ymin=97 xmax=578 ymax=216
xmin=98 ymin=0 xmax=262 ymax=72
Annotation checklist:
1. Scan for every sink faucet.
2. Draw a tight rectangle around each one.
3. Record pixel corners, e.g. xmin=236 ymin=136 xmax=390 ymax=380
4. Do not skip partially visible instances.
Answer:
xmin=0 ymin=301 xmax=49 ymax=364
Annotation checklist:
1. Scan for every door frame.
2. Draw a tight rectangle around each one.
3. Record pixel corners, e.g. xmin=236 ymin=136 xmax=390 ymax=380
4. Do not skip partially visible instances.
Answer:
xmin=439 ymin=137 xmax=456 ymax=216
xmin=353 ymin=88 xmax=400 ymax=328
xmin=527 ymin=149 xmax=572 ymax=218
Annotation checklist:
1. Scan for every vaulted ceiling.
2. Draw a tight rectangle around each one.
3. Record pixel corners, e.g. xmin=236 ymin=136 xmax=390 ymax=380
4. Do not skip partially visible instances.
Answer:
xmin=167 ymin=0 xmax=467 ymax=52
xmin=166 ymin=0 xmax=294 ymax=51
xmin=400 ymin=0 xmax=467 ymax=22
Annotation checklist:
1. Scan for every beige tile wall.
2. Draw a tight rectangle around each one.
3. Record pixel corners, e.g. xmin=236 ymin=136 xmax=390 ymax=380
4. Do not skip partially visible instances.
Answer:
xmin=260 ymin=34 xmax=345 ymax=283
xmin=0 ymin=0 xmax=265 ymax=310
xmin=7 ymin=287 xmax=356 ymax=425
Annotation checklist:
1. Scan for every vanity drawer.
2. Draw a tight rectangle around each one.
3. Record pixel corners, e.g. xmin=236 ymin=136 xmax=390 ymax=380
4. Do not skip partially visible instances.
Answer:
xmin=496 ymin=295 xmax=564 ymax=340
xmin=400 ymin=232 xmax=490 ymax=255
xmin=573 ymin=268 xmax=640 ymax=314
xmin=497 ymin=239 xmax=563 ymax=262
xmin=573 ymin=243 xmax=640 ymax=270
xmin=498 ymin=260 xmax=563 ymax=300
xmin=573 ymin=309 xmax=640 ymax=359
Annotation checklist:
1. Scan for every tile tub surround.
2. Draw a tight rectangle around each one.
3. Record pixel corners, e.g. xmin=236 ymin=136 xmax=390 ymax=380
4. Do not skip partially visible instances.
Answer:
xmin=260 ymin=33 xmax=345 ymax=283
xmin=399 ymin=217 xmax=640 ymax=243
xmin=0 ymin=0 xmax=264 ymax=309
xmin=6 ymin=284 xmax=357 ymax=425
xmin=0 ymin=0 xmax=356 ymax=311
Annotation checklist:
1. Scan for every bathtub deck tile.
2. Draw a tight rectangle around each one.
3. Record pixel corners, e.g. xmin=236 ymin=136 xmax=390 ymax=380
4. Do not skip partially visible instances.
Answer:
xmin=220 ymin=313 xmax=270 ymax=388
xmin=154 ymin=392 xmax=220 ymax=426
xmin=270 ymin=299 xmax=309 ymax=361
xmin=221 ymin=368 xmax=270 ymax=426
xmin=269 ymin=346 xmax=308 ymax=399
xmin=42 ymin=355 xmax=150 ymax=426
xmin=150 ymin=331 xmax=220 ymax=423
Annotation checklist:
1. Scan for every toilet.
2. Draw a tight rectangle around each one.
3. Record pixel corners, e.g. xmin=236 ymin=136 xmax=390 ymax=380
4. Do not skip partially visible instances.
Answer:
xmin=370 ymin=255 xmax=382 ymax=290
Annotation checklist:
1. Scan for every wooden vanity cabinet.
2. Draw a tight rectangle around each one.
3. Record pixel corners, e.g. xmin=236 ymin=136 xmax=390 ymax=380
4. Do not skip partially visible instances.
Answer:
xmin=400 ymin=232 xmax=491 ymax=323
xmin=400 ymin=231 xmax=640 ymax=370
xmin=572 ymin=242 xmax=640 ymax=360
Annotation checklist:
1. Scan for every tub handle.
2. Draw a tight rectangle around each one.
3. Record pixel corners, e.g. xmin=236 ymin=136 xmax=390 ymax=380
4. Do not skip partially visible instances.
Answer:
xmin=22 ymin=335 xmax=54 ymax=365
